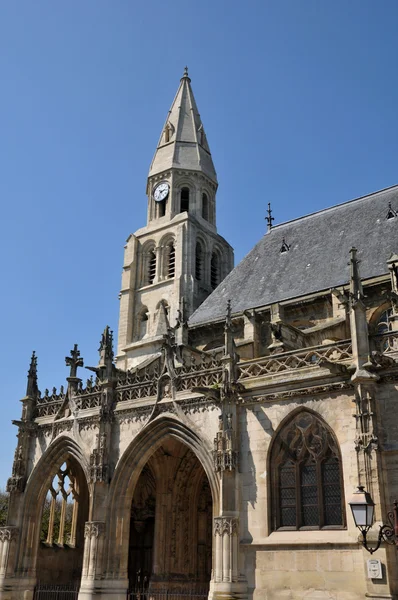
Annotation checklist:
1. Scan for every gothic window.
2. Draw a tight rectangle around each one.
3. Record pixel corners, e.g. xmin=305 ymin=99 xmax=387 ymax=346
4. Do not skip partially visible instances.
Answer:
xmin=180 ymin=187 xmax=190 ymax=213
xmin=376 ymin=308 xmax=393 ymax=334
xmin=166 ymin=241 xmax=175 ymax=278
xmin=196 ymin=242 xmax=203 ymax=281
xmin=210 ymin=252 xmax=220 ymax=289
xmin=202 ymin=193 xmax=209 ymax=221
xmin=271 ymin=411 xmax=344 ymax=530
xmin=40 ymin=462 xmax=79 ymax=546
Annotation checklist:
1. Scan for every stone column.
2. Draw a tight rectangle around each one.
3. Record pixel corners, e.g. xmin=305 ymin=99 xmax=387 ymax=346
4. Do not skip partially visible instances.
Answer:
xmin=0 ymin=527 xmax=18 ymax=599
xmin=78 ymin=522 xmax=105 ymax=599
xmin=213 ymin=517 xmax=238 ymax=583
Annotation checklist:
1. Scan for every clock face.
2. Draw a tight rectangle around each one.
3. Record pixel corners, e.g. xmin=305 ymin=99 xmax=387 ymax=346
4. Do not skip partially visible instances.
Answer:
xmin=153 ymin=182 xmax=169 ymax=202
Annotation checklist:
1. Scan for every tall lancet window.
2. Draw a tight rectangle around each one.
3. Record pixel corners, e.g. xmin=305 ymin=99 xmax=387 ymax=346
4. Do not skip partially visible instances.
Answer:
xmin=270 ymin=411 xmax=344 ymax=531
xmin=166 ymin=241 xmax=175 ymax=278
xmin=202 ymin=193 xmax=209 ymax=221
xmin=210 ymin=252 xmax=220 ymax=289
xmin=180 ymin=188 xmax=190 ymax=213
xmin=196 ymin=242 xmax=203 ymax=281
xmin=41 ymin=462 xmax=79 ymax=546
xmin=148 ymin=249 xmax=157 ymax=285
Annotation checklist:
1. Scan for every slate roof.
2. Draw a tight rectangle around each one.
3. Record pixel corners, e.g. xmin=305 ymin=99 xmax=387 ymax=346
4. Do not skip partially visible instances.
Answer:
xmin=189 ymin=185 xmax=398 ymax=326
xmin=149 ymin=69 xmax=217 ymax=183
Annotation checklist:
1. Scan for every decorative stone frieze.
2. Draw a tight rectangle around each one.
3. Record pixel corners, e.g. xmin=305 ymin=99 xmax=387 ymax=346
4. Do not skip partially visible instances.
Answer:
xmin=213 ymin=517 xmax=238 ymax=537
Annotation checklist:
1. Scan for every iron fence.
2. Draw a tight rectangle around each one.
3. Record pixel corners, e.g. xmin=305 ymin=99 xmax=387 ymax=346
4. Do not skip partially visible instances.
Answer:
xmin=127 ymin=587 xmax=209 ymax=600
xmin=34 ymin=582 xmax=80 ymax=600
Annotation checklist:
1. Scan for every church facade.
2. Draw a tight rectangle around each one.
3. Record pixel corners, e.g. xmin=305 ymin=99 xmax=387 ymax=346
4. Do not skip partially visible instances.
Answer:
xmin=1 ymin=70 xmax=398 ymax=600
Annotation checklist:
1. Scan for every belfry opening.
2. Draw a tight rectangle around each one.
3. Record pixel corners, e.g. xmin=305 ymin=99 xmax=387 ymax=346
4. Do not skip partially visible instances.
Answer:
xmin=128 ymin=438 xmax=212 ymax=595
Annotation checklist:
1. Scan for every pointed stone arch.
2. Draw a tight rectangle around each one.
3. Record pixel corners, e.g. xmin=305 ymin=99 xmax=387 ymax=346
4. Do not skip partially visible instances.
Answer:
xmin=104 ymin=416 xmax=219 ymax=581
xmin=15 ymin=435 xmax=90 ymax=583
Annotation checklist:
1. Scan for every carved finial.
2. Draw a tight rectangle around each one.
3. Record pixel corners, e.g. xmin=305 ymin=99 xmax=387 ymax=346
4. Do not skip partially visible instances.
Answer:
xmin=265 ymin=202 xmax=274 ymax=232
xmin=280 ymin=238 xmax=290 ymax=253
xmin=26 ymin=351 xmax=38 ymax=398
xmin=65 ymin=344 xmax=84 ymax=379
xmin=98 ymin=326 xmax=114 ymax=367
xmin=349 ymin=247 xmax=364 ymax=304
xmin=181 ymin=66 xmax=191 ymax=82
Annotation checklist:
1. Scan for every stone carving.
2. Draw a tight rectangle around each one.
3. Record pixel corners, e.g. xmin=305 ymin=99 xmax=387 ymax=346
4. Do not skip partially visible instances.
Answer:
xmin=84 ymin=521 xmax=105 ymax=539
xmin=0 ymin=528 xmax=17 ymax=543
xmin=238 ymin=341 xmax=352 ymax=380
xmin=213 ymin=414 xmax=238 ymax=472
xmin=213 ymin=517 xmax=238 ymax=536
xmin=6 ymin=445 xmax=25 ymax=493
xmin=90 ymin=433 xmax=108 ymax=483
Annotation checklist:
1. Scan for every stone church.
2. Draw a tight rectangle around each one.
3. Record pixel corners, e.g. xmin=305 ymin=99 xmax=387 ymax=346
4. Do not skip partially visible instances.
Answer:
xmin=1 ymin=69 xmax=398 ymax=600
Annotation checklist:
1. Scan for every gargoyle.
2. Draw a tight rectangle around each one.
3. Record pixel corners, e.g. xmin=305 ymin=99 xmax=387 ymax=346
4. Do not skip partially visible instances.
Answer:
xmin=318 ymin=357 xmax=349 ymax=375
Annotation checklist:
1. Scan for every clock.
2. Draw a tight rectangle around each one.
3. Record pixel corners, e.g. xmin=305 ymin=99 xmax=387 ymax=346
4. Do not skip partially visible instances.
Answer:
xmin=153 ymin=182 xmax=170 ymax=202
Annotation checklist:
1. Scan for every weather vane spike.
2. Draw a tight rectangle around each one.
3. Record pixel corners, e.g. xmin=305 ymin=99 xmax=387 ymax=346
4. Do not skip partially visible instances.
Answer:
xmin=265 ymin=202 xmax=274 ymax=232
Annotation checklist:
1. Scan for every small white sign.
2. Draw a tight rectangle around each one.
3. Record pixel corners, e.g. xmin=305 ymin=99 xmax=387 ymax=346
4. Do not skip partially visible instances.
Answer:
xmin=367 ymin=559 xmax=383 ymax=580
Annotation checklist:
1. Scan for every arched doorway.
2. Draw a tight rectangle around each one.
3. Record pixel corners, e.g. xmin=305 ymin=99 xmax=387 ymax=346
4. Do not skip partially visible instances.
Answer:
xmin=128 ymin=437 xmax=212 ymax=597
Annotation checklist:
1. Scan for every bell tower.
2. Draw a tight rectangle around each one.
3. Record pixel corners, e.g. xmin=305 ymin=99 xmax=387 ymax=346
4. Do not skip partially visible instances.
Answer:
xmin=116 ymin=68 xmax=234 ymax=370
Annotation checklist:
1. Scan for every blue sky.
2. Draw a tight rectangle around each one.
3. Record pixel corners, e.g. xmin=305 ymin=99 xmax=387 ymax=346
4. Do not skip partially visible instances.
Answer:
xmin=0 ymin=0 xmax=397 ymax=486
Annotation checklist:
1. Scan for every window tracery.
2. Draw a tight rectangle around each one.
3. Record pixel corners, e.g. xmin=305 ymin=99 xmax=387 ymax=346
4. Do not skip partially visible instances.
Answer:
xmin=271 ymin=411 xmax=344 ymax=530
xmin=40 ymin=462 xmax=79 ymax=546
xmin=376 ymin=307 xmax=393 ymax=334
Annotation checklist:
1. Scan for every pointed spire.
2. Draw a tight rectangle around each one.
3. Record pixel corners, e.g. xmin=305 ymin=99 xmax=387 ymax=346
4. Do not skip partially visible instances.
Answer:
xmin=26 ymin=351 xmax=38 ymax=398
xmin=149 ymin=70 xmax=217 ymax=183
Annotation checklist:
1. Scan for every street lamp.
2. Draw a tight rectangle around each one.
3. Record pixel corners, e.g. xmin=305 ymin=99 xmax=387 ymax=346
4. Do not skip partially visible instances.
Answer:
xmin=348 ymin=486 xmax=398 ymax=554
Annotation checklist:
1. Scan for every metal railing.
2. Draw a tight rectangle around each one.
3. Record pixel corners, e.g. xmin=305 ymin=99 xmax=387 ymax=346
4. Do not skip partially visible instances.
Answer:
xmin=34 ymin=582 xmax=80 ymax=600
xmin=127 ymin=586 xmax=209 ymax=600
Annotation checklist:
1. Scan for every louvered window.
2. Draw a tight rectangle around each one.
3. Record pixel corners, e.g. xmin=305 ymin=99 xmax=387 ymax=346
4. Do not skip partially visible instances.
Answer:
xmin=210 ymin=252 xmax=219 ymax=289
xmin=195 ymin=243 xmax=203 ymax=281
xmin=167 ymin=242 xmax=175 ymax=278
xmin=272 ymin=412 xmax=344 ymax=530
xmin=148 ymin=250 xmax=156 ymax=284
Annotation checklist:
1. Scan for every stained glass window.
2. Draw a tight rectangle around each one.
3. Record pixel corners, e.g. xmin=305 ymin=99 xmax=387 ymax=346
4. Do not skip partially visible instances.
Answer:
xmin=271 ymin=412 xmax=345 ymax=530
